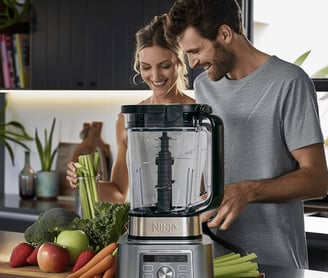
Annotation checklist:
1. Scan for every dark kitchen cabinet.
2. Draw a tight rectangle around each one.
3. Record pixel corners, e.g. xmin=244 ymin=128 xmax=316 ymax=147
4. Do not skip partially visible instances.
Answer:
xmin=30 ymin=0 xmax=176 ymax=89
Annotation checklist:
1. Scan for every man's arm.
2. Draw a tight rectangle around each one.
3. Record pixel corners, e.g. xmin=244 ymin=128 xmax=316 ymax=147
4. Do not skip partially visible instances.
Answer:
xmin=202 ymin=143 xmax=328 ymax=230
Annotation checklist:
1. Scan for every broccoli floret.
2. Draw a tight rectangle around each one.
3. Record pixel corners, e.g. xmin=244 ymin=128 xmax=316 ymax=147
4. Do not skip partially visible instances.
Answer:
xmin=24 ymin=221 xmax=53 ymax=246
xmin=41 ymin=207 xmax=79 ymax=234
xmin=24 ymin=207 xmax=80 ymax=246
xmin=73 ymin=202 xmax=130 ymax=252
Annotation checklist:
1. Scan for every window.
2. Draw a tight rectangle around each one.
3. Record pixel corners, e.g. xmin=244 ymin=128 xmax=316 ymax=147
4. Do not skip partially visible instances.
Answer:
xmin=252 ymin=0 xmax=328 ymax=91
xmin=250 ymin=0 xmax=328 ymax=149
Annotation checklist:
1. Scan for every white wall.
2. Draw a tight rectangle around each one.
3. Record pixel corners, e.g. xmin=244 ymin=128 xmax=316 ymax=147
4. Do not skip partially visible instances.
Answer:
xmin=4 ymin=90 xmax=153 ymax=194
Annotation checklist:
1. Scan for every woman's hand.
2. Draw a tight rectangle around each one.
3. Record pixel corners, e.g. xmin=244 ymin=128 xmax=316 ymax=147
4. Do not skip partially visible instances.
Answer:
xmin=66 ymin=161 xmax=78 ymax=188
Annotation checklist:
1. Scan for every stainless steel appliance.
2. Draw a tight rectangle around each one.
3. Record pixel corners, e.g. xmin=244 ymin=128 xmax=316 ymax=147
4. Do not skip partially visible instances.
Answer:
xmin=117 ymin=104 xmax=224 ymax=278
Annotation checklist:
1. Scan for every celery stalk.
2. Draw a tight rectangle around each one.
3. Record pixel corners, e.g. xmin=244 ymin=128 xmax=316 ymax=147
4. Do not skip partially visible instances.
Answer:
xmin=213 ymin=252 xmax=260 ymax=278
xmin=74 ymin=152 xmax=100 ymax=219
xmin=213 ymin=253 xmax=241 ymax=264
xmin=84 ymin=176 xmax=95 ymax=218
xmin=82 ymin=154 xmax=99 ymax=203
xmin=226 ymin=271 xmax=260 ymax=277
xmin=74 ymin=162 xmax=84 ymax=177
xmin=214 ymin=253 xmax=258 ymax=267
xmin=214 ymin=261 xmax=258 ymax=277
xmin=78 ymin=177 xmax=92 ymax=219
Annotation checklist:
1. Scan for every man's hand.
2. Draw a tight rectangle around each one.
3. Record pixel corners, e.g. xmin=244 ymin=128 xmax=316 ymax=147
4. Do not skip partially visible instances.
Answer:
xmin=201 ymin=182 xmax=250 ymax=230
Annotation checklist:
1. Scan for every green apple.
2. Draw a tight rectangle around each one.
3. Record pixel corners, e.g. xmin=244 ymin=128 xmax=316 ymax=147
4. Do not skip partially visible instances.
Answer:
xmin=55 ymin=230 xmax=90 ymax=264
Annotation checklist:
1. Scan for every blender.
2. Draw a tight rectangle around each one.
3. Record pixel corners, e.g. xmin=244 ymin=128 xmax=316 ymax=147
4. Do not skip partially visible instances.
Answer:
xmin=117 ymin=104 xmax=224 ymax=278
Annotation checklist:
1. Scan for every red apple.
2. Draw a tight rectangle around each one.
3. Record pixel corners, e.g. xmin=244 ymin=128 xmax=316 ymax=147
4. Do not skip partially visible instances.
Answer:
xmin=37 ymin=242 xmax=70 ymax=273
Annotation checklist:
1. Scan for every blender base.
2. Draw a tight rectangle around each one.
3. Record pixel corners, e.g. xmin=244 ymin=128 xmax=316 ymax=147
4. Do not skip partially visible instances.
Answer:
xmin=117 ymin=234 xmax=214 ymax=278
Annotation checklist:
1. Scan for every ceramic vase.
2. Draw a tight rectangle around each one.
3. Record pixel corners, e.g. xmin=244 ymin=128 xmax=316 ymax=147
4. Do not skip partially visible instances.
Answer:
xmin=36 ymin=170 xmax=59 ymax=200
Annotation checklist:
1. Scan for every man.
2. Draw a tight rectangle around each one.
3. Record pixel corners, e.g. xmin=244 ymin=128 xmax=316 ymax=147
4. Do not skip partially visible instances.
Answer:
xmin=165 ymin=0 xmax=328 ymax=268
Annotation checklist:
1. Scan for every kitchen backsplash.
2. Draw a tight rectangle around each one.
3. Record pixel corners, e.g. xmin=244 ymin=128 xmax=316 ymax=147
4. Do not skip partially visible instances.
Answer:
xmin=4 ymin=91 xmax=154 ymax=195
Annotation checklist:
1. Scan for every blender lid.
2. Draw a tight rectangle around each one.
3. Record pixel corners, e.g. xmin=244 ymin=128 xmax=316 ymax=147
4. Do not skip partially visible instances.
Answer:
xmin=121 ymin=104 xmax=213 ymax=128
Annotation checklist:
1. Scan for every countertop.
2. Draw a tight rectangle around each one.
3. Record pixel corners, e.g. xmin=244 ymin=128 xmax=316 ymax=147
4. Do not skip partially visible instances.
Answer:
xmin=2 ymin=193 xmax=328 ymax=235
xmin=1 ymin=231 xmax=328 ymax=278
xmin=0 ymin=232 xmax=71 ymax=277
xmin=0 ymin=194 xmax=76 ymax=232
xmin=1 ymin=195 xmax=328 ymax=276
xmin=0 ymin=194 xmax=76 ymax=215
xmin=304 ymin=201 xmax=328 ymax=239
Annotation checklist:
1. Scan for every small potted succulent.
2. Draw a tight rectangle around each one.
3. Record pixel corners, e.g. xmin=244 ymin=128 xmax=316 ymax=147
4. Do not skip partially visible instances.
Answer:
xmin=35 ymin=118 xmax=59 ymax=200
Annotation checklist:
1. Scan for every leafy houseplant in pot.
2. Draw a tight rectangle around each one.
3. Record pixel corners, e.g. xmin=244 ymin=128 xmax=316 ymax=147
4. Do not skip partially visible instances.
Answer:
xmin=35 ymin=118 xmax=59 ymax=200
xmin=1 ymin=99 xmax=35 ymax=198
xmin=0 ymin=99 xmax=33 ymax=165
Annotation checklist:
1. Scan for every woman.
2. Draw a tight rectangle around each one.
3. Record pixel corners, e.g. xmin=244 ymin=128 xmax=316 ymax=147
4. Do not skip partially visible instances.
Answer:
xmin=66 ymin=15 xmax=194 ymax=203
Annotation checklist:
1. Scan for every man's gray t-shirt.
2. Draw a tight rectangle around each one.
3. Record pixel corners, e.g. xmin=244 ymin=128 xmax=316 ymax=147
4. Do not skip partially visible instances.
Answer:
xmin=195 ymin=55 xmax=323 ymax=268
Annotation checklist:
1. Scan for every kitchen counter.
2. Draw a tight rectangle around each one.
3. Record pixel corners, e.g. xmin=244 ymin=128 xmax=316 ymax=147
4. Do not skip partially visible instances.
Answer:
xmin=2 ymin=193 xmax=328 ymax=273
xmin=0 ymin=194 xmax=76 ymax=232
xmin=2 ymin=193 xmax=328 ymax=235
xmin=0 ymin=231 xmax=71 ymax=277
xmin=304 ymin=203 xmax=328 ymax=272
xmin=0 ymin=194 xmax=76 ymax=213
xmin=304 ymin=201 xmax=328 ymax=235
xmin=1 ymin=231 xmax=328 ymax=278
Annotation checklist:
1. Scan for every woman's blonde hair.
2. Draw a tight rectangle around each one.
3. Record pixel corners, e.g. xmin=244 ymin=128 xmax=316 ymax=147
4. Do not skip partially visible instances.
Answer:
xmin=133 ymin=15 xmax=189 ymax=91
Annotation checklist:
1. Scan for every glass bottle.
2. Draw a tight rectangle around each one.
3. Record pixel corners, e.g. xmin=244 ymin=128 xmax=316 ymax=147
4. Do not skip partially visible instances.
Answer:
xmin=19 ymin=151 xmax=36 ymax=198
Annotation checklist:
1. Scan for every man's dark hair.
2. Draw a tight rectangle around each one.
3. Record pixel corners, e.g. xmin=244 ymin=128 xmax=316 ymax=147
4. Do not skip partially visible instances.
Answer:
xmin=165 ymin=0 xmax=243 ymax=42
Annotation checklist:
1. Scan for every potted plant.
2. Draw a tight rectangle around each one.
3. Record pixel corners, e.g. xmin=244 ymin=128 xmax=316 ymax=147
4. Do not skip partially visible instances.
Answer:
xmin=0 ymin=99 xmax=33 ymax=165
xmin=35 ymin=118 xmax=59 ymax=200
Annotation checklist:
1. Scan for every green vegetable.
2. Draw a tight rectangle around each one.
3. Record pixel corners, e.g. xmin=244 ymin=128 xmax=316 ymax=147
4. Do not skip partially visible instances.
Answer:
xmin=73 ymin=202 xmax=130 ymax=252
xmin=24 ymin=220 xmax=53 ymax=246
xmin=75 ymin=153 xmax=100 ymax=219
xmin=213 ymin=252 xmax=259 ymax=277
xmin=24 ymin=207 xmax=80 ymax=246
xmin=213 ymin=252 xmax=241 ymax=263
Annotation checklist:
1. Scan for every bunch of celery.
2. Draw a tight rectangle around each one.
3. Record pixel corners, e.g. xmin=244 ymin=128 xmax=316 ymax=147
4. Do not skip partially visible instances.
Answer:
xmin=213 ymin=252 xmax=260 ymax=277
xmin=74 ymin=152 xmax=100 ymax=219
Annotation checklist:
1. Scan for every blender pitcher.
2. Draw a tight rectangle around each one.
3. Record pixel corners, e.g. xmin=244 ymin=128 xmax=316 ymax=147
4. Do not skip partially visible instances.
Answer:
xmin=122 ymin=104 xmax=224 ymax=229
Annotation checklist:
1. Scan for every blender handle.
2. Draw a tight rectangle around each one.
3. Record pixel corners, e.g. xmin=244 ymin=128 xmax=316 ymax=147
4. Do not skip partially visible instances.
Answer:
xmin=206 ymin=114 xmax=224 ymax=211
xmin=188 ymin=112 xmax=224 ymax=215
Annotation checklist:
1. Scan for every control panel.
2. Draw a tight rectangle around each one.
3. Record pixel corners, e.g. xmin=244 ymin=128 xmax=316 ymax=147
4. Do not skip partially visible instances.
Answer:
xmin=139 ymin=251 xmax=192 ymax=278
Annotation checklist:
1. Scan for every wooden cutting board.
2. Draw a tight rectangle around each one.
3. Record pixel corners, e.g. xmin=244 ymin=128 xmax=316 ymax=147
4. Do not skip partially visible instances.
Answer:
xmin=0 ymin=262 xmax=72 ymax=277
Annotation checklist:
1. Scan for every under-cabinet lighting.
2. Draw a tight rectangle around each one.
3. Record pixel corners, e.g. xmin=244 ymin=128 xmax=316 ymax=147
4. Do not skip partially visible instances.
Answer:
xmin=0 ymin=89 xmax=195 ymax=99
xmin=0 ymin=89 xmax=153 ymax=96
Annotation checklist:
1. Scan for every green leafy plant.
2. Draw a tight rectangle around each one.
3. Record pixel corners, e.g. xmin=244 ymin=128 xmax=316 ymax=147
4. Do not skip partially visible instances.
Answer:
xmin=35 ymin=118 xmax=57 ymax=171
xmin=0 ymin=0 xmax=31 ymax=30
xmin=294 ymin=50 xmax=328 ymax=77
xmin=0 ymin=99 xmax=33 ymax=165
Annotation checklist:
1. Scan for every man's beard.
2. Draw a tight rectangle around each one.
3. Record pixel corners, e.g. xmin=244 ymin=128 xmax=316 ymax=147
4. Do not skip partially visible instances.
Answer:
xmin=208 ymin=41 xmax=234 ymax=81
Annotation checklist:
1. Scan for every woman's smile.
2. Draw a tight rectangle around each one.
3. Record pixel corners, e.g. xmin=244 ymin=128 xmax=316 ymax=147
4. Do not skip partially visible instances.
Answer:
xmin=151 ymin=80 xmax=167 ymax=87
xmin=139 ymin=45 xmax=179 ymax=98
